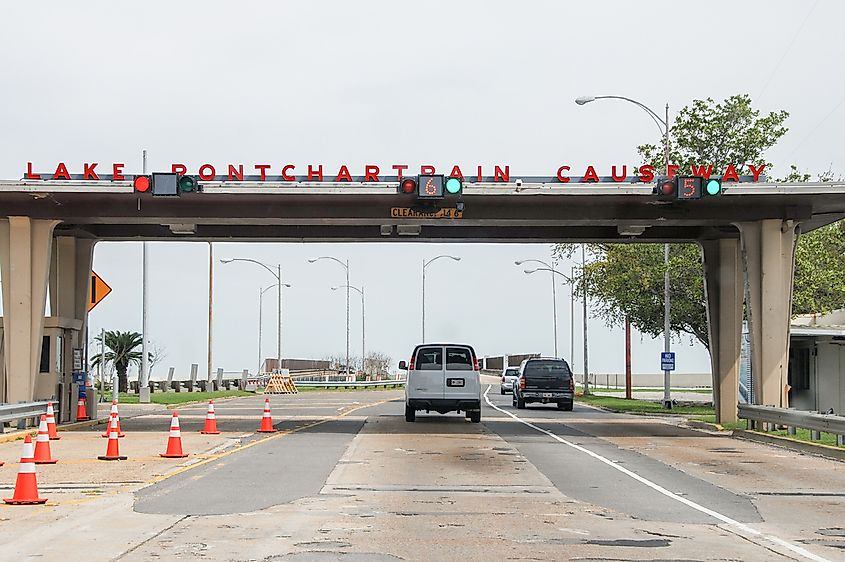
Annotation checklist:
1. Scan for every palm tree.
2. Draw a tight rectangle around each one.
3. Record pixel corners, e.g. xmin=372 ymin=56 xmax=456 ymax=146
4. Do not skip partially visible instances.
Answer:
xmin=90 ymin=331 xmax=143 ymax=393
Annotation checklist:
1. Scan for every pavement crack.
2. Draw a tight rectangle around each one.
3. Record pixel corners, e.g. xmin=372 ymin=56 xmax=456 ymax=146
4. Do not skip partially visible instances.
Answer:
xmin=112 ymin=514 xmax=192 ymax=561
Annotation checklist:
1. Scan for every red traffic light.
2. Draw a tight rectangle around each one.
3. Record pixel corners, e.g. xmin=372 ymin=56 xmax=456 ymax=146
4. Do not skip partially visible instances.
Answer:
xmin=400 ymin=178 xmax=417 ymax=194
xmin=658 ymin=178 xmax=675 ymax=196
xmin=133 ymin=175 xmax=150 ymax=192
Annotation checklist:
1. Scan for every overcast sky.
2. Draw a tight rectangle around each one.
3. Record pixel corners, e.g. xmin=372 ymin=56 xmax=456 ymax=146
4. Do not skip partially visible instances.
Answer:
xmin=1 ymin=1 xmax=843 ymax=379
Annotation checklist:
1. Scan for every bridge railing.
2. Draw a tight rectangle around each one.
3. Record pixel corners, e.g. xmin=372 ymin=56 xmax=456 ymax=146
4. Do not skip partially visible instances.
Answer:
xmin=738 ymin=404 xmax=845 ymax=446
xmin=0 ymin=401 xmax=50 ymax=432
xmin=294 ymin=380 xmax=405 ymax=390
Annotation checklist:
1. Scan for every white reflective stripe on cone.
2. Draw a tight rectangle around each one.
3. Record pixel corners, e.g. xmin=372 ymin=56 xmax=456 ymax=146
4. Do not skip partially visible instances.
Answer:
xmin=109 ymin=432 xmax=118 ymax=439
xmin=18 ymin=462 xmax=36 ymax=473
xmin=169 ymin=430 xmax=181 ymax=438
xmin=36 ymin=433 xmax=49 ymax=442
xmin=21 ymin=442 xmax=34 ymax=458
xmin=207 ymin=413 xmax=216 ymax=419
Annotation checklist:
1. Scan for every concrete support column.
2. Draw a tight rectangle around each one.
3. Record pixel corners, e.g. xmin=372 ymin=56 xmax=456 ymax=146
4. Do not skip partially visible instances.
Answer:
xmin=50 ymin=236 xmax=95 ymax=348
xmin=737 ymin=219 xmax=799 ymax=408
xmin=0 ymin=217 xmax=61 ymax=403
xmin=48 ymin=236 xmax=95 ymax=417
xmin=701 ymin=239 xmax=743 ymax=423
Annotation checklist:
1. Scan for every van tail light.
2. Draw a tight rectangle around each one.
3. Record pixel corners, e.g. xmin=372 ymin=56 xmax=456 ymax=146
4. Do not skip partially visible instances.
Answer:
xmin=519 ymin=378 xmax=525 ymax=390
xmin=408 ymin=357 xmax=415 ymax=371
xmin=569 ymin=378 xmax=575 ymax=392
xmin=473 ymin=358 xmax=480 ymax=371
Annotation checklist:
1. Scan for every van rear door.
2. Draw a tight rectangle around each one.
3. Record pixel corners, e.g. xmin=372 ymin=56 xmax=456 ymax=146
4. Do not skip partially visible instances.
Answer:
xmin=409 ymin=346 xmax=445 ymax=401
xmin=443 ymin=346 xmax=479 ymax=402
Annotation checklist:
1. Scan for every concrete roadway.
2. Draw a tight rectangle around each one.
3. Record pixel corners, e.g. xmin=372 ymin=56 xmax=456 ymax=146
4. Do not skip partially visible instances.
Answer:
xmin=2 ymin=386 xmax=844 ymax=561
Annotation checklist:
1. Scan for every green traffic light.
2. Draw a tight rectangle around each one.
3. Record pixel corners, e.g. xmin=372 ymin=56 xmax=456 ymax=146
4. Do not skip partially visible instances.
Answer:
xmin=445 ymin=177 xmax=462 ymax=194
xmin=179 ymin=175 xmax=197 ymax=192
xmin=705 ymin=179 xmax=721 ymax=196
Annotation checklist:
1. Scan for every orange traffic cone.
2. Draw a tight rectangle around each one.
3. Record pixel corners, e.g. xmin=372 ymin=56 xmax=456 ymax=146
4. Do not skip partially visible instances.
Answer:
xmin=98 ymin=413 xmax=127 ymax=461
xmin=101 ymin=401 xmax=125 ymax=438
xmin=75 ymin=397 xmax=89 ymax=421
xmin=33 ymin=415 xmax=58 ymax=464
xmin=45 ymin=401 xmax=60 ymax=440
xmin=4 ymin=435 xmax=47 ymax=505
xmin=257 ymin=398 xmax=277 ymax=433
xmin=160 ymin=412 xmax=188 ymax=458
xmin=200 ymin=400 xmax=220 ymax=434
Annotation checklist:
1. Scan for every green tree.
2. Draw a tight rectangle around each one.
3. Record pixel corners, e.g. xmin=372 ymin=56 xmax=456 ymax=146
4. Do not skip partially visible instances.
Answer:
xmin=557 ymin=94 xmax=844 ymax=350
xmin=90 ymin=330 xmax=143 ymax=393
xmin=793 ymin=222 xmax=845 ymax=315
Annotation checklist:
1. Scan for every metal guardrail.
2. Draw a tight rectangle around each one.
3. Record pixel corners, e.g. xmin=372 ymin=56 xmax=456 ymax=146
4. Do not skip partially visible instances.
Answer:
xmin=0 ymin=401 xmax=50 ymax=432
xmin=295 ymin=380 xmax=405 ymax=389
xmin=738 ymin=404 xmax=845 ymax=446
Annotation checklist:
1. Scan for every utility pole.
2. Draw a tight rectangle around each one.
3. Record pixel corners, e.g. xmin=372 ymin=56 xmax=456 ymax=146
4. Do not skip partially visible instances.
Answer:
xmin=581 ymin=243 xmax=590 ymax=395
xmin=276 ymin=263 xmax=282 ymax=373
xmin=140 ymin=149 xmax=150 ymax=403
xmin=662 ymin=102 xmax=672 ymax=409
xmin=207 ymin=242 xmax=213 ymax=383
xmin=625 ymin=317 xmax=632 ymax=399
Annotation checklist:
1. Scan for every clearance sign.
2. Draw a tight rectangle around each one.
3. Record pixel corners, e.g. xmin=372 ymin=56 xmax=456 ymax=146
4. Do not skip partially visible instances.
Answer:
xmin=23 ymin=162 xmax=768 ymax=184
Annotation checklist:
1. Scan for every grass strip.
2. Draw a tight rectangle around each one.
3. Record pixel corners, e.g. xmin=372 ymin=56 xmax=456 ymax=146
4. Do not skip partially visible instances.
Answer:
xmin=118 ymin=390 xmax=252 ymax=404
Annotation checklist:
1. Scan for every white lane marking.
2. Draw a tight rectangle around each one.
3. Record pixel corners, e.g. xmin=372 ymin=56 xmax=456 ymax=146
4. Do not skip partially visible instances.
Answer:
xmin=482 ymin=386 xmax=831 ymax=562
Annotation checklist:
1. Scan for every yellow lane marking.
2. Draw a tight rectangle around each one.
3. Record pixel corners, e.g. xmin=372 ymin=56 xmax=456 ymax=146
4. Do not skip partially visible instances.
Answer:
xmin=4 ymin=397 xmax=392 ymax=510
xmin=142 ymin=399 xmax=391 ymax=486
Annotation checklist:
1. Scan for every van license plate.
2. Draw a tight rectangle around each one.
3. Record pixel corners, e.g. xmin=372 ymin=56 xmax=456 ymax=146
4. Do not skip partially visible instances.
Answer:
xmin=446 ymin=378 xmax=465 ymax=387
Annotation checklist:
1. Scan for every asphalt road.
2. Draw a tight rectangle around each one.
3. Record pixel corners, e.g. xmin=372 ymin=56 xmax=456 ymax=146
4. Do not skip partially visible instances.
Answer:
xmin=3 ymin=387 xmax=844 ymax=561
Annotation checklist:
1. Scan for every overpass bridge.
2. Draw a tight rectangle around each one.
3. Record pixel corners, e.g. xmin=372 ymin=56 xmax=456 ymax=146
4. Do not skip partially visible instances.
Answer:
xmin=2 ymin=176 xmax=845 ymax=423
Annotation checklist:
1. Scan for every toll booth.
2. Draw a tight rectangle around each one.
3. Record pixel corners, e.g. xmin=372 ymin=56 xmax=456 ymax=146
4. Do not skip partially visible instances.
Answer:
xmin=0 ymin=316 xmax=94 ymax=422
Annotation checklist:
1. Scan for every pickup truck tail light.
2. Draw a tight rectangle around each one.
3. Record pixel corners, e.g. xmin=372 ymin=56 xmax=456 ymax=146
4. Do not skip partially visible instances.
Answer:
xmin=473 ymin=358 xmax=480 ymax=371
xmin=519 ymin=378 xmax=525 ymax=390
xmin=502 ymin=375 xmax=506 ymax=383
xmin=569 ymin=378 xmax=575 ymax=392
xmin=408 ymin=357 xmax=415 ymax=371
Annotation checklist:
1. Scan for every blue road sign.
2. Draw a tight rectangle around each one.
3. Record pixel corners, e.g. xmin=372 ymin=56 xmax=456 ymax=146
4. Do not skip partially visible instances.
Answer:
xmin=661 ymin=351 xmax=676 ymax=371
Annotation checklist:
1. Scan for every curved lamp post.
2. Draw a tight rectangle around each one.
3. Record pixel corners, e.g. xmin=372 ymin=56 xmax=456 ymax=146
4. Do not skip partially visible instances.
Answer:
xmin=422 ymin=255 xmax=461 ymax=341
xmin=309 ymin=256 xmax=351 ymax=375
xmin=515 ymin=259 xmax=559 ymax=358
xmin=221 ymin=258 xmax=284 ymax=369
xmin=258 ymin=282 xmax=290 ymax=373
xmin=333 ymin=285 xmax=364 ymax=375
xmin=576 ymin=94 xmax=671 ymax=407
xmin=525 ymin=265 xmax=589 ymax=395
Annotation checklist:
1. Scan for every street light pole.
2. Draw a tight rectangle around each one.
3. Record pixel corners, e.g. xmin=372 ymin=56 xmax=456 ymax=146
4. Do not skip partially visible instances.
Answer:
xmin=258 ymin=283 xmax=281 ymax=374
xmin=581 ymin=244 xmax=590 ymax=395
xmin=422 ymin=255 xmax=461 ymax=342
xmin=576 ymin=94 xmax=671 ymax=405
xmin=309 ymin=256 xmax=351 ymax=375
xmin=333 ymin=285 xmax=364 ymax=374
xmin=277 ymin=264 xmax=283 ymax=369
xmin=220 ymin=257 xmax=285 ymax=371
xmin=569 ymin=266 xmax=575 ymax=370
xmin=208 ymin=242 xmax=213 ymax=384
xmin=140 ymin=149 xmax=149 ymax=402
xmin=515 ymin=258 xmax=558 ymax=357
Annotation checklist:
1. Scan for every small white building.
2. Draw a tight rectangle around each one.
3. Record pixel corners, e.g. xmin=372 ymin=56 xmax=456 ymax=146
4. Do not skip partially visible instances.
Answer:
xmin=789 ymin=309 xmax=845 ymax=414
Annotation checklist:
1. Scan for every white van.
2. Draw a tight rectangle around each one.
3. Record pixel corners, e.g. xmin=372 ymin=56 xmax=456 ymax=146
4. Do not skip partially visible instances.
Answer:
xmin=399 ymin=343 xmax=482 ymax=423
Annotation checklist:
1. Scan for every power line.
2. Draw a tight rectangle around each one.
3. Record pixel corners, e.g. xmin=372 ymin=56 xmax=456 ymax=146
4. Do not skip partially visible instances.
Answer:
xmin=785 ymin=92 xmax=845 ymax=161
xmin=755 ymin=0 xmax=820 ymax=102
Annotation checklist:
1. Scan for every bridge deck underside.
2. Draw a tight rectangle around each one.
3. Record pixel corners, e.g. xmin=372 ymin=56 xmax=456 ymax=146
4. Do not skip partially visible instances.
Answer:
xmin=1 ymin=189 xmax=842 ymax=242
